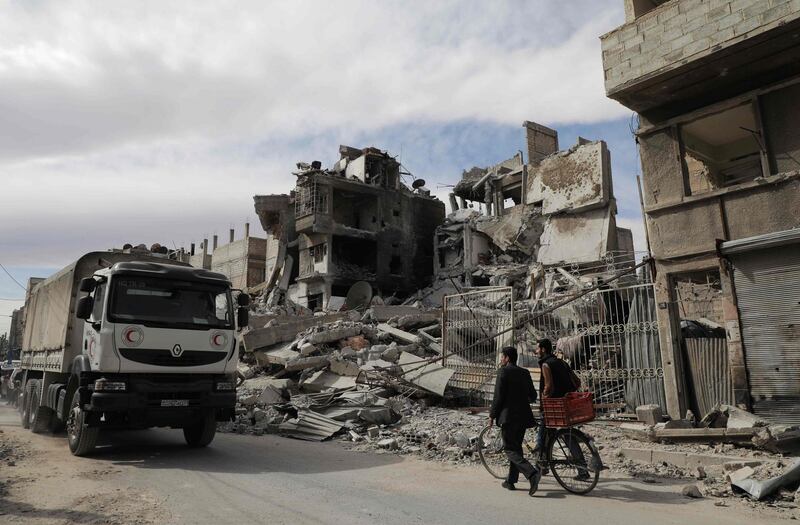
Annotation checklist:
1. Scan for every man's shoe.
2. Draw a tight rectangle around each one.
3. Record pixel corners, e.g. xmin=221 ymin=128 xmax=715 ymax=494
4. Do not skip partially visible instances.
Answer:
xmin=574 ymin=471 xmax=591 ymax=481
xmin=501 ymin=481 xmax=516 ymax=491
xmin=528 ymin=470 xmax=542 ymax=497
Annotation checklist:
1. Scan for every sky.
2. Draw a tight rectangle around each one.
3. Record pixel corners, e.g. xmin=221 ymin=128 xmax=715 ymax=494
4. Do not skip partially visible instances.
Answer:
xmin=0 ymin=0 xmax=642 ymax=337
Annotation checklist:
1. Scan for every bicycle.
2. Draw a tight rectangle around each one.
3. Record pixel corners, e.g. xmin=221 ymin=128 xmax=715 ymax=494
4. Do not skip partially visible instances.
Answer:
xmin=477 ymin=420 xmax=602 ymax=495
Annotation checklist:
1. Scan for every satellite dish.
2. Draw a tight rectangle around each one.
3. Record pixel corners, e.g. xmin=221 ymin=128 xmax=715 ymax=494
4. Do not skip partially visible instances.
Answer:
xmin=345 ymin=281 xmax=373 ymax=311
xmin=412 ymin=178 xmax=426 ymax=189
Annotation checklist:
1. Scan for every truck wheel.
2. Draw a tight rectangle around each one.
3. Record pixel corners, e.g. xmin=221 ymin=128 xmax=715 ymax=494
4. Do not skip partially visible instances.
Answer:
xmin=66 ymin=390 xmax=98 ymax=456
xmin=183 ymin=411 xmax=217 ymax=448
xmin=21 ymin=380 xmax=35 ymax=429
xmin=48 ymin=412 xmax=65 ymax=434
xmin=29 ymin=381 xmax=55 ymax=434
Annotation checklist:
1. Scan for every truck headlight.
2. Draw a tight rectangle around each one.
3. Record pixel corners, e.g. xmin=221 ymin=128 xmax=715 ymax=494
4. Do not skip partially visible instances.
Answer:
xmin=94 ymin=379 xmax=127 ymax=392
xmin=215 ymin=381 xmax=235 ymax=391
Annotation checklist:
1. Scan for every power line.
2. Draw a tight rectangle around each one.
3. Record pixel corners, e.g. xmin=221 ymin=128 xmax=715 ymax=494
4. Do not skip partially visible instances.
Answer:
xmin=0 ymin=263 xmax=26 ymax=291
xmin=0 ymin=298 xmax=24 ymax=301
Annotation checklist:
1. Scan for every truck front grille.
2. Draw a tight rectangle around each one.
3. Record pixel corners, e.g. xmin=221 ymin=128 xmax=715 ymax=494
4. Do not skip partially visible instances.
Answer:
xmin=120 ymin=349 xmax=227 ymax=367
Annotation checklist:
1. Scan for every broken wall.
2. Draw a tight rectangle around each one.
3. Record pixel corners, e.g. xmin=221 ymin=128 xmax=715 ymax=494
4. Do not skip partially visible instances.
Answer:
xmin=526 ymin=140 xmax=612 ymax=214
xmin=537 ymin=206 xmax=616 ymax=266
xmin=211 ymin=236 xmax=268 ymax=290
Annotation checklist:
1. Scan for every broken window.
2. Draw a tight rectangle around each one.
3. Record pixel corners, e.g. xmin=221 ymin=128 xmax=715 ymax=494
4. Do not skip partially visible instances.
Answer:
xmin=679 ymin=103 xmax=764 ymax=194
xmin=761 ymin=82 xmax=800 ymax=174
xmin=309 ymin=243 xmax=326 ymax=263
xmin=673 ymin=270 xmax=724 ymax=325
xmin=295 ymin=181 xmax=328 ymax=218
xmin=389 ymin=256 xmax=402 ymax=275
xmin=307 ymin=293 xmax=324 ymax=312
xmin=626 ymin=0 xmax=670 ymax=19
xmin=332 ymin=236 xmax=377 ymax=278
xmin=331 ymin=190 xmax=379 ymax=232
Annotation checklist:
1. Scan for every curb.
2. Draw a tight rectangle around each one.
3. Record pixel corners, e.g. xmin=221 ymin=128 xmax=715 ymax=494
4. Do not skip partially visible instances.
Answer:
xmin=619 ymin=447 xmax=767 ymax=469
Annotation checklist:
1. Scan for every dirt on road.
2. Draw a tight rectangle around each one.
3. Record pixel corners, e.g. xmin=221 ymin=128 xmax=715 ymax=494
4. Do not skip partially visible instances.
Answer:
xmin=0 ymin=423 xmax=169 ymax=524
xmin=0 ymin=403 xmax=794 ymax=525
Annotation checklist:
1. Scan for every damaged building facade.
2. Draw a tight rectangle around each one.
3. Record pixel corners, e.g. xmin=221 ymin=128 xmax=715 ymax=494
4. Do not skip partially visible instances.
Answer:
xmin=602 ymin=0 xmax=800 ymax=422
xmin=434 ymin=122 xmax=660 ymax=411
xmin=254 ymin=146 xmax=445 ymax=311
xmin=437 ymin=121 xmax=634 ymax=288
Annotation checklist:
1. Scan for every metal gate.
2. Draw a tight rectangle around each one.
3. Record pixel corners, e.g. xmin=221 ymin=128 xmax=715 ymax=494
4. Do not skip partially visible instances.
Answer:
xmin=524 ymin=281 xmax=666 ymax=415
xmin=731 ymin=245 xmax=800 ymax=424
xmin=442 ymin=287 xmax=514 ymax=403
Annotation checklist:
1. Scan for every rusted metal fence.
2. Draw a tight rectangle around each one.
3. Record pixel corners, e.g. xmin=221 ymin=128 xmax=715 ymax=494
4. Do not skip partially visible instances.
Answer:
xmin=684 ymin=338 xmax=734 ymax=417
xmin=442 ymin=287 xmax=514 ymax=403
xmin=295 ymin=179 xmax=326 ymax=218
xmin=674 ymin=278 xmax=734 ymax=417
xmin=524 ymin=281 xmax=665 ymax=415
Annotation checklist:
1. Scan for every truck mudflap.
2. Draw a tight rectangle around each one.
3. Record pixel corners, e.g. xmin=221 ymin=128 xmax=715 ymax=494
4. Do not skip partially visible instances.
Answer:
xmin=81 ymin=374 xmax=235 ymax=427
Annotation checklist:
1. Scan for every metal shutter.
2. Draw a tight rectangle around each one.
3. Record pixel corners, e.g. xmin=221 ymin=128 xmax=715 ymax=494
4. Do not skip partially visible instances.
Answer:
xmin=731 ymin=245 xmax=800 ymax=424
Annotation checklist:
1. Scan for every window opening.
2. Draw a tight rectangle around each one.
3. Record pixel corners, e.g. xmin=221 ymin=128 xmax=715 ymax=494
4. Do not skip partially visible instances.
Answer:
xmin=680 ymin=103 xmax=763 ymax=194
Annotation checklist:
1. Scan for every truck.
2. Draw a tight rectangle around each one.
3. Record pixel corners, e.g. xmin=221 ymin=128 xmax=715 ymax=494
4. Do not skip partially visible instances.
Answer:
xmin=16 ymin=252 xmax=248 ymax=456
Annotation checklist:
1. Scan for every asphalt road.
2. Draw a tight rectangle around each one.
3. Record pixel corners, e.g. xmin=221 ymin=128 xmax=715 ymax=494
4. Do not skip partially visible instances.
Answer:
xmin=0 ymin=405 xmax=780 ymax=524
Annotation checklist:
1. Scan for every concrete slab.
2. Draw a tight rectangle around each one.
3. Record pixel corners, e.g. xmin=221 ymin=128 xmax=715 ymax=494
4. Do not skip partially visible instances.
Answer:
xmin=398 ymin=352 xmax=454 ymax=397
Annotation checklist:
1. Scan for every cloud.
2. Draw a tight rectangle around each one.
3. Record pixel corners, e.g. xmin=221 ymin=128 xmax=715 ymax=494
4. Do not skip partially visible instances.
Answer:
xmin=0 ymin=0 xmax=637 ymax=273
xmin=0 ymin=0 xmax=626 ymax=162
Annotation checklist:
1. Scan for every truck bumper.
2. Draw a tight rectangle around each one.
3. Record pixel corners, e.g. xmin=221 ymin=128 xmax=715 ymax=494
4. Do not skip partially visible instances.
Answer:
xmin=83 ymin=374 xmax=236 ymax=427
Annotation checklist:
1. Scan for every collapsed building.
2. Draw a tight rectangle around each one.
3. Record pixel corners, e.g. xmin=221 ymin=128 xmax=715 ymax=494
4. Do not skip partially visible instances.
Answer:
xmin=436 ymin=121 xmax=634 ymax=290
xmin=601 ymin=0 xmax=800 ymax=423
xmin=254 ymin=146 xmax=445 ymax=311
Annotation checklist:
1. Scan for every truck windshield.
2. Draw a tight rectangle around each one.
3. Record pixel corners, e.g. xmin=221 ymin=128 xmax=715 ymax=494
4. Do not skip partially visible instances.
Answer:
xmin=109 ymin=276 xmax=232 ymax=330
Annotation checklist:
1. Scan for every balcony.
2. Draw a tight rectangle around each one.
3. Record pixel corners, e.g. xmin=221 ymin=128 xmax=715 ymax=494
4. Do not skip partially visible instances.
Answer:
xmin=601 ymin=0 xmax=800 ymax=116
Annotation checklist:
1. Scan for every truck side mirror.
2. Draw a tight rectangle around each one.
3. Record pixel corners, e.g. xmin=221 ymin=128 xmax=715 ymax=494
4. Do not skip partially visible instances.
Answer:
xmin=76 ymin=296 xmax=94 ymax=320
xmin=237 ymin=293 xmax=251 ymax=307
xmin=237 ymin=307 xmax=249 ymax=329
xmin=79 ymin=277 xmax=97 ymax=293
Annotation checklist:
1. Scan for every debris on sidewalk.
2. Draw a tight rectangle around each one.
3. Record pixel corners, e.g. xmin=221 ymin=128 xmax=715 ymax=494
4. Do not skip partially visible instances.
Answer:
xmin=731 ymin=460 xmax=800 ymax=501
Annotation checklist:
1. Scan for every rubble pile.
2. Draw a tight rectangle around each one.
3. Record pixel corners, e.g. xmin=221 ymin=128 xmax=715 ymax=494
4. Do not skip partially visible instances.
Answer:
xmin=345 ymin=401 xmax=488 ymax=465
xmin=594 ymin=413 xmax=800 ymax=515
xmin=222 ymin=303 xmax=458 ymax=441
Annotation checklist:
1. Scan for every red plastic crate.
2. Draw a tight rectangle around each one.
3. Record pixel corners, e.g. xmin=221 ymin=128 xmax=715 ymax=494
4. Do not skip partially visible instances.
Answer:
xmin=542 ymin=392 xmax=595 ymax=427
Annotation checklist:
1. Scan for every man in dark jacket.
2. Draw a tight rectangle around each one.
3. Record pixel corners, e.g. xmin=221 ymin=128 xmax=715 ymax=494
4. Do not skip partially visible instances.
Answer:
xmin=536 ymin=338 xmax=588 ymax=479
xmin=489 ymin=346 xmax=542 ymax=496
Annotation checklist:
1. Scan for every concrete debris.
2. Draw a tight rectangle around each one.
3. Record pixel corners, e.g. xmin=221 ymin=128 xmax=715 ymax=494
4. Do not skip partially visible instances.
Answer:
xmin=279 ymin=409 xmax=344 ymax=441
xmin=636 ymin=404 xmax=663 ymax=426
xmin=752 ymin=425 xmax=800 ymax=454
xmin=731 ymin=460 xmax=800 ymax=501
xmin=701 ymin=404 xmax=767 ymax=430
xmin=681 ymin=484 xmax=703 ymax=499
xmin=377 ymin=438 xmax=399 ymax=450
xmin=300 ymin=370 xmax=357 ymax=393
xmin=398 ymin=352 xmax=454 ymax=397
xmin=726 ymin=466 xmax=755 ymax=484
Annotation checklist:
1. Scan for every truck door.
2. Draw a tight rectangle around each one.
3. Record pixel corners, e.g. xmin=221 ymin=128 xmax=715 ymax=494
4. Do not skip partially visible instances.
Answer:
xmin=83 ymin=281 xmax=106 ymax=368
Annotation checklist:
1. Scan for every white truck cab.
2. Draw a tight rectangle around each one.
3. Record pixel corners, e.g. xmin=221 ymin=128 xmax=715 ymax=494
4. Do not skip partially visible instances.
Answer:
xmin=18 ymin=253 xmax=248 ymax=456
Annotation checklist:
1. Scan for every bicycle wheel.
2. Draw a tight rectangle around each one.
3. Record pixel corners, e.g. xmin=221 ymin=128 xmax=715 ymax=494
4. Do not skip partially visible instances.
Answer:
xmin=547 ymin=427 xmax=601 ymax=495
xmin=477 ymin=425 xmax=507 ymax=479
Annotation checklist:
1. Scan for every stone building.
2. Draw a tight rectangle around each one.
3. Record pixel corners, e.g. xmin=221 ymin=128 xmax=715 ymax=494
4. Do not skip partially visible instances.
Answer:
xmin=254 ymin=146 xmax=445 ymax=311
xmin=601 ymin=0 xmax=800 ymax=422
xmin=436 ymin=121 xmax=634 ymax=287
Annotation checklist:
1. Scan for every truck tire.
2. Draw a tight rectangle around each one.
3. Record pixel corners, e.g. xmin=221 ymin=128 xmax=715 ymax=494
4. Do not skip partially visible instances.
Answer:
xmin=183 ymin=411 xmax=217 ymax=448
xmin=66 ymin=390 xmax=98 ymax=456
xmin=21 ymin=380 xmax=35 ymax=429
xmin=48 ymin=412 xmax=65 ymax=434
xmin=28 ymin=381 xmax=55 ymax=434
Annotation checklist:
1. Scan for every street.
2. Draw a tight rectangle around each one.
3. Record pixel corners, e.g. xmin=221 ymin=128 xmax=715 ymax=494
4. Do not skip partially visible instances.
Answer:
xmin=0 ymin=405 xmax=781 ymax=525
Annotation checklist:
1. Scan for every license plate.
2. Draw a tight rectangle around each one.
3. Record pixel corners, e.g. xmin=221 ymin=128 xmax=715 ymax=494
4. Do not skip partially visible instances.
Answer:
xmin=160 ymin=399 xmax=189 ymax=407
